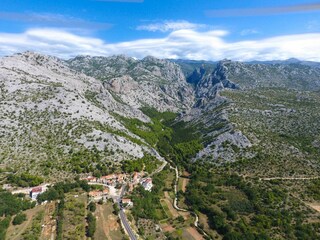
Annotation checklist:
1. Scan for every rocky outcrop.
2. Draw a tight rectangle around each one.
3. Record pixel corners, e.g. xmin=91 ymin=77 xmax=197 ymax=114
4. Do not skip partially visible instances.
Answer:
xmin=67 ymin=55 xmax=195 ymax=112
xmin=195 ymin=60 xmax=239 ymax=100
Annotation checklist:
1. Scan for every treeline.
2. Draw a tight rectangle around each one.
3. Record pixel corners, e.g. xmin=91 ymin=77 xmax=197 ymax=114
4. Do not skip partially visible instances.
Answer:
xmin=7 ymin=173 xmax=44 ymax=187
xmin=121 ymin=154 xmax=160 ymax=173
xmin=0 ymin=191 xmax=35 ymax=216
xmin=0 ymin=190 xmax=35 ymax=239
xmin=37 ymin=179 xmax=90 ymax=203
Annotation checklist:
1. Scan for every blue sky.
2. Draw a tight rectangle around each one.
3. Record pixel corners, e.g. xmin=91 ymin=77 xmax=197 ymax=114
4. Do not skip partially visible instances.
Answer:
xmin=0 ymin=0 xmax=320 ymax=60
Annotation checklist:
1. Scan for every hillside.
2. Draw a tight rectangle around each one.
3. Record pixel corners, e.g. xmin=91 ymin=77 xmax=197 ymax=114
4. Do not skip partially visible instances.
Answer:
xmin=1 ymin=52 xmax=320 ymax=239
xmin=0 ymin=52 xmax=164 ymax=179
xmin=1 ymin=52 xmax=320 ymax=180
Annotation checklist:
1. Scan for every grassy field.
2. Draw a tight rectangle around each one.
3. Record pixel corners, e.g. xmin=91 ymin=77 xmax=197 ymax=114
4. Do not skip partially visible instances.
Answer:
xmin=94 ymin=201 xmax=125 ymax=240
xmin=62 ymin=191 xmax=87 ymax=240
xmin=5 ymin=205 xmax=45 ymax=240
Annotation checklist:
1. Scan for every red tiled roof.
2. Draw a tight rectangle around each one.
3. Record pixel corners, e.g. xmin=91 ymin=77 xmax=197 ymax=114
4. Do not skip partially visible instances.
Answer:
xmin=31 ymin=187 xmax=42 ymax=193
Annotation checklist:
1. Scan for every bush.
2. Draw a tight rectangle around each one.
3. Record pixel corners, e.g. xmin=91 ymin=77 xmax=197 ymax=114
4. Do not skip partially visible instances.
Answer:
xmin=88 ymin=202 xmax=96 ymax=212
xmin=13 ymin=213 xmax=27 ymax=225
xmin=86 ymin=212 xmax=96 ymax=238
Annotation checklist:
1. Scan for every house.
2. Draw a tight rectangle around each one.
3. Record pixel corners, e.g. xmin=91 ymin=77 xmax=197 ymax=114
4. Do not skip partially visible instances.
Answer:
xmin=88 ymin=188 xmax=109 ymax=201
xmin=132 ymin=172 xmax=143 ymax=184
xmin=82 ymin=176 xmax=97 ymax=182
xmin=88 ymin=190 xmax=103 ymax=198
xmin=140 ymin=178 xmax=153 ymax=192
xmin=30 ymin=187 xmax=43 ymax=200
xmin=121 ymin=198 xmax=133 ymax=207
xmin=100 ymin=174 xmax=116 ymax=185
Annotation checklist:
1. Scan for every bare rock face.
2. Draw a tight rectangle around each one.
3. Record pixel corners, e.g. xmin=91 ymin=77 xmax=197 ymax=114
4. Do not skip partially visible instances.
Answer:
xmin=195 ymin=60 xmax=240 ymax=104
xmin=67 ymin=55 xmax=195 ymax=112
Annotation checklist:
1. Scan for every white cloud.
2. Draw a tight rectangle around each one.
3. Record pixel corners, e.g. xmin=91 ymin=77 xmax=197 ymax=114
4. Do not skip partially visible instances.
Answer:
xmin=0 ymin=28 xmax=320 ymax=61
xmin=136 ymin=20 xmax=207 ymax=32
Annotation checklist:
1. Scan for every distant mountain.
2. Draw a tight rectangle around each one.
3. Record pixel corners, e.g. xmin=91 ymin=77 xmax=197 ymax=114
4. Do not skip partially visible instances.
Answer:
xmin=247 ymin=58 xmax=320 ymax=68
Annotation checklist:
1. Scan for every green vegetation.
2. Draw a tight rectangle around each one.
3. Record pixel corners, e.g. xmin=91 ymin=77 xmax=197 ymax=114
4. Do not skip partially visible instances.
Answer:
xmin=122 ymin=154 xmax=161 ymax=173
xmin=12 ymin=213 xmax=27 ymax=225
xmin=0 ymin=217 xmax=11 ymax=240
xmin=86 ymin=212 xmax=96 ymax=238
xmin=62 ymin=193 xmax=86 ymax=239
xmin=0 ymin=191 xmax=35 ymax=216
xmin=130 ymin=166 xmax=172 ymax=221
xmin=113 ymin=203 xmax=119 ymax=215
xmin=87 ymin=202 xmax=96 ymax=212
xmin=55 ymin=199 xmax=64 ymax=240
xmin=37 ymin=179 xmax=90 ymax=203
xmin=119 ymin=107 xmax=203 ymax=167
xmin=0 ymin=190 xmax=35 ymax=239
xmin=221 ymin=88 xmax=320 ymax=177
xmin=307 ymin=179 xmax=320 ymax=201
xmin=21 ymin=211 xmax=44 ymax=240
xmin=184 ymin=163 xmax=320 ymax=240
xmin=7 ymin=173 xmax=44 ymax=187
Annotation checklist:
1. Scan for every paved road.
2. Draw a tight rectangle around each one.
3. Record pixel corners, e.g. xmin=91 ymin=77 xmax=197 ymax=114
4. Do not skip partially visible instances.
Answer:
xmin=119 ymin=209 xmax=137 ymax=240
xmin=118 ymin=185 xmax=137 ymax=240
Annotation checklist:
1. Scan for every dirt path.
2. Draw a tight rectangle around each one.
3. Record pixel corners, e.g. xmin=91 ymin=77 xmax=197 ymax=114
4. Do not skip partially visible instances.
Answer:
xmin=186 ymin=227 xmax=204 ymax=240
xmin=259 ymin=176 xmax=320 ymax=181
xmin=6 ymin=205 xmax=44 ymax=240
xmin=96 ymin=204 xmax=112 ymax=239
xmin=41 ymin=202 xmax=56 ymax=240
xmin=95 ymin=203 xmax=122 ymax=240
xmin=181 ymin=178 xmax=189 ymax=193
xmin=163 ymin=191 xmax=180 ymax=218
xmin=305 ymin=203 xmax=320 ymax=213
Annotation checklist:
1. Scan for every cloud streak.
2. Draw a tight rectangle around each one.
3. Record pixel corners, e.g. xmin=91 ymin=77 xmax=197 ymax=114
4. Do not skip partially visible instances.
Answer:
xmin=206 ymin=2 xmax=320 ymax=17
xmin=0 ymin=28 xmax=320 ymax=61
xmin=136 ymin=20 xmax=207 ymax=32
xmin=0 ymin=12 xmax=112 ymax=30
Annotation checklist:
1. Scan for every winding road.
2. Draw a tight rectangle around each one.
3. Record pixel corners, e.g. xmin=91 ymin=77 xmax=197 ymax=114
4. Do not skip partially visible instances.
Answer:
xmin=171 ymin=166 xmax=211 ymax=239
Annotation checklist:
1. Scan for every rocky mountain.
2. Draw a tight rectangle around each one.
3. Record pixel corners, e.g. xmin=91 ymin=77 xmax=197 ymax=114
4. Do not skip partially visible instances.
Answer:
xmin=178 ymin=59 xmax=320 ymax=91
xmin=0 ymin=52 xmax=166 ymax=178
xmin=1 ymin=51 xmax=320 ymax=179
xmin=67 ymin=55 xmax=194 ymax=112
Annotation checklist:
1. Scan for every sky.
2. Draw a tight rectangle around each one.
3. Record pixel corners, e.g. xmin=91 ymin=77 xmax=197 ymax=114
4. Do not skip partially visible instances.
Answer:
xmin=1 ymin=0 xmax=320 ymax=61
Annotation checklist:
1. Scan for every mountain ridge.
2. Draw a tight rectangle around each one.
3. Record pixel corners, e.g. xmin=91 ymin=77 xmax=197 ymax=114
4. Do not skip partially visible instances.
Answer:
xmin=1 ymin=51 xmax=320 ymax=178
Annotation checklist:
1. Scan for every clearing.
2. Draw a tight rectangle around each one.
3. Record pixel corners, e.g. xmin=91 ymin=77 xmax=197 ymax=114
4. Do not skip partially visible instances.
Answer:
xmin=94 ymin=201 xmax=124 ymax=240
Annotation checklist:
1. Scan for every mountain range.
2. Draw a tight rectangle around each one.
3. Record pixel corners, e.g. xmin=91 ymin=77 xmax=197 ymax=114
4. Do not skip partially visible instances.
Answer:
xmin=1 ymin=51 xmax=320 ymax=179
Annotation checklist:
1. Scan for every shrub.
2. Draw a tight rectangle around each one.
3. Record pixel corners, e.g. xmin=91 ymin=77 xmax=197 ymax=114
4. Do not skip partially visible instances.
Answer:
xmin=13 ymin=213 xmax=27 ymax=225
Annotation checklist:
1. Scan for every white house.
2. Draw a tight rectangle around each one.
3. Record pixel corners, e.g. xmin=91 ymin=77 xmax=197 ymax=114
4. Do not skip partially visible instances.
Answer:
xmin=140 ymin=178 xmax=153 ymax=192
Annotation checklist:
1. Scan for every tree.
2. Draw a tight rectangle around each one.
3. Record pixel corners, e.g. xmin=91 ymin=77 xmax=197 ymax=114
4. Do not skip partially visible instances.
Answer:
xmin=88 ymin=202 xmax=96 ymax=212
xmin=86 ymin=212 xmax=96 ymax=238
xmin=12 ymin=213 xmax=27 ymax=225
xmin=113 ymin=203 xmax=120 ymax=215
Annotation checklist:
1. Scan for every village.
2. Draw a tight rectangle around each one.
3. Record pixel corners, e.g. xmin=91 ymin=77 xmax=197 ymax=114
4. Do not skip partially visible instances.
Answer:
xmin=82 ymin=171 xmax=153 ymax=206
xmin=4 ymin=170 xmax=153 ymax=207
